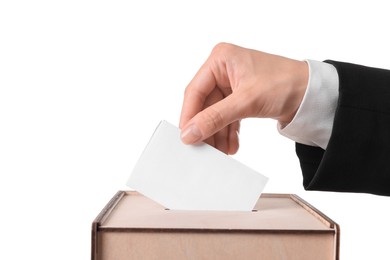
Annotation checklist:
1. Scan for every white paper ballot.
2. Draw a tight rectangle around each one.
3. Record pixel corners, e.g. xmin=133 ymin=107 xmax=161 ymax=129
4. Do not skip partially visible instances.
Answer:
xmin=127 ymin=121 xmax=268 ymax=211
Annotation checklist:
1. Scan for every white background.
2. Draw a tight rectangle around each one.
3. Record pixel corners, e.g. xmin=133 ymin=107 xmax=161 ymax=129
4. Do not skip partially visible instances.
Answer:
xmin=1 ymin=0 xmax=390 ymax=259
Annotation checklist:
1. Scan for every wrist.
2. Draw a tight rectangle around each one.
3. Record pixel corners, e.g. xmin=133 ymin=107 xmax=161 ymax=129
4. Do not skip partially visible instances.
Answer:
xmin=277 ymin=60 xmax=339 ymax=149
xmin=278 ymin=60 xmax=309 ymax=126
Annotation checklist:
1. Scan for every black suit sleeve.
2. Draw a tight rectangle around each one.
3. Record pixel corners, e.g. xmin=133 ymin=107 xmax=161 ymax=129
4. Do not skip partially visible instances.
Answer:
xmin=296 ymin=60 xmax=390 ymax=196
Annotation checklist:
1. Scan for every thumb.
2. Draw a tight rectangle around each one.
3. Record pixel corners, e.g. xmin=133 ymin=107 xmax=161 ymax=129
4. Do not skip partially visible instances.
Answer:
xmin=180 ymin=94 xmax=245 ymax=144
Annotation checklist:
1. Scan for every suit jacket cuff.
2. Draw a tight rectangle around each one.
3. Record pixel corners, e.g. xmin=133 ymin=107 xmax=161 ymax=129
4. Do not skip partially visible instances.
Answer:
xmin=297 ymin=60 xmax=390 ymax=196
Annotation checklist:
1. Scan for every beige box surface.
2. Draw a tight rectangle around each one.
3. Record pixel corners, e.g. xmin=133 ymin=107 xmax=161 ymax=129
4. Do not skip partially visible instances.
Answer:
xmin=92 ymin=191 xmax=339 ymax=260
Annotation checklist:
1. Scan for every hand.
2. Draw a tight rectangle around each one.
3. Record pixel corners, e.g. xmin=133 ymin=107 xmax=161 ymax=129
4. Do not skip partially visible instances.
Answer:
xmin=179 ymin=43 xmax=308 ymax=154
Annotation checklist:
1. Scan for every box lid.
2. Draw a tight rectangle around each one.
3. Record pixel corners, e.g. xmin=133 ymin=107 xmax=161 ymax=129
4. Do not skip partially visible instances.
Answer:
xmin=94 ymin=191 xmax=338 ymax=232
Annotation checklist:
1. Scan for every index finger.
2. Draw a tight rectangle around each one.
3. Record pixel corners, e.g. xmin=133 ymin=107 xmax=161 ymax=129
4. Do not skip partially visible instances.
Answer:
xmin=179 ymin=61 xmax=217 ymax=129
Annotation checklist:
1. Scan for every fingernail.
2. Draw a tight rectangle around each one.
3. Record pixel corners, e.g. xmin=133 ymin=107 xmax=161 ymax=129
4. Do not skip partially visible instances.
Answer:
xmin=181 ymin=124 xmax=202 ymax=144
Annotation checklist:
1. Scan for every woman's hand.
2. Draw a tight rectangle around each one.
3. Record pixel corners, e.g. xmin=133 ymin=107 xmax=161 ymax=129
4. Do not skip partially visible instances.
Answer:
xmin=180 ymin=43 xmax=308 ymax=154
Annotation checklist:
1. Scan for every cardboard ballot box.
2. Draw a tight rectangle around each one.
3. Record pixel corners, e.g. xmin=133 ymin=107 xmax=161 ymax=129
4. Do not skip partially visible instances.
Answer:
xmin=91 ymin=191 xmax=339 ymax=260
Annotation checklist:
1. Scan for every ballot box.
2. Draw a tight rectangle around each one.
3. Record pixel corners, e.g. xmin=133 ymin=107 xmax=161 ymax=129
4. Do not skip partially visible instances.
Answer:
xmin=91 ymin=191 xmax=340 ymax=260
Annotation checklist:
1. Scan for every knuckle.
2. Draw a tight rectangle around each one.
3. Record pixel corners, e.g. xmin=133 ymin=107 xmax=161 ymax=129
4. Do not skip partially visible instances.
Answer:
xmin=183 ymin=84 xmax=191 ymax=97
xmin=211 ymin=42 xmax=235 ymax=57
xmin=184 ymin=86 xmax=205 ymax=104
xmin=202 ymin=107 xmax=224 ymax=134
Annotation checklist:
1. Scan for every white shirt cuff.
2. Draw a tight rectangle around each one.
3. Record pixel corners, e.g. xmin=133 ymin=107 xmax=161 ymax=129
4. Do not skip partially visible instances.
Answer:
xmin=277 ymin=60 xmax=339 ymax=149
